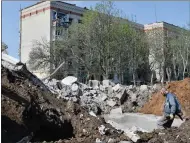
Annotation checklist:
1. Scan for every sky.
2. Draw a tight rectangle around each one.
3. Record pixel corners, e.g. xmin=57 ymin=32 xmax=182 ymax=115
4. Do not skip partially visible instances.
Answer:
xmin=2 ymin=1 xmax=190 ymax=59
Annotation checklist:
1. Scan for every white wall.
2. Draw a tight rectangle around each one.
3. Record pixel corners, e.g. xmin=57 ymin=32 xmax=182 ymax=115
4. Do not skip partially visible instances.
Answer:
xmin=21 ymin=1 xmax=51 ymax=65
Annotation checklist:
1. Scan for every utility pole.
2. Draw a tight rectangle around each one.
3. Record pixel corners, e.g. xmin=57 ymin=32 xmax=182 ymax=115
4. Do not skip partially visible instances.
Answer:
xmin=154 ymin=4 xmax=157 ymax=22
xmin=189 ymin=0 xmax=190 ymax=30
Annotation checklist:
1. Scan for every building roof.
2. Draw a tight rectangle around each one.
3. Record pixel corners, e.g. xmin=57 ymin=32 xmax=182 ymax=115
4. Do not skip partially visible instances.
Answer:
xmin=21 ymin=1 xmax=85 ymax=11
xmin=145 ymin=21 xmax=184 ymax=30
xmin=21 ymin=1 xmax=44 ymax=11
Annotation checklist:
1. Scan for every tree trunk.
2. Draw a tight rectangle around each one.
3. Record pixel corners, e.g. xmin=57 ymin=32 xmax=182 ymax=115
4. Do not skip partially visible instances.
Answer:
xmin=166 ymin=67 xmax=171 ymax=82
xmin=151 ymin=71 xmax=154 ymax=86
xmin=133 ymin=72 xmax=136 ymax=87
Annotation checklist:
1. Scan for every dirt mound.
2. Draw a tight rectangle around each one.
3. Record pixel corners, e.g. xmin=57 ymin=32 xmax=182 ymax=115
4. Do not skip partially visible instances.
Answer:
xmin=137 ymin=119 xmax=190 ymax=143
xmin=140 ymin=78 xmax=190 ymax=116
xmin=1 ymin=66 xmax=129 ymax=143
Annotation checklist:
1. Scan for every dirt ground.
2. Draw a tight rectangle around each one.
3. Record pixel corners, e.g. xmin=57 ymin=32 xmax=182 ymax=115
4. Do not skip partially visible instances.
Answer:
xmin=140 ymin=78 xmax=190 ymax=116
xmin=1 ymin=66 xmax=129 ymax=143
xmin=137 ymin=119 xmax=190 ymax=143
xmin=2 ymin=65 xmax=190 ymax=143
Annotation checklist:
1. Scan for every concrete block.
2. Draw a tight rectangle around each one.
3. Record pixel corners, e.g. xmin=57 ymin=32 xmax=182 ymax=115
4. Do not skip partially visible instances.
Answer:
xmin=101 ymin=94 xmax=107 ymax=101
xmin=140 ymin=85 xmax=148 ymax=91
xmin=116 ymin=89 xmax=128 ymax=104
xmin=61 ymin=76 xmax=77 ymax=86
xmin=107 ymin=100 xmax=116 ymax=107
xmin=112 ymin=84 xmax=121 ymax=92
xmin=107 ymin=86 xmax=113 ymax=95
xmin=89 ymin=80 xmax=100 ymax=89
xmin=71 ymin=83 xmax=79 ymax=92
xmin=124 ymin=130 xmax=140 ymax=143
xmin=98 ymin=125 xmax=106 ymax=135
xmin=110 ymin=107 xmax=122 ymax=114
xmin=102 ymin=80 xmax=110 ymax=87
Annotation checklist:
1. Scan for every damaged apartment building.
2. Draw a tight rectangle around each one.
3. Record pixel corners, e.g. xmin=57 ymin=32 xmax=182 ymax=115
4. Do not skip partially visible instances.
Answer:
xmin=20 ymin=1 xmax=187 ymax=83
xmin=20 ymin=1 xmax=86 ymax=78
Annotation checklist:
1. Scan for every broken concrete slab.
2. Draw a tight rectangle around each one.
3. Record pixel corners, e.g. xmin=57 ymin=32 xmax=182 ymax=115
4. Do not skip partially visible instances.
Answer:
xmin=2 ymin=53 xmax=19 ymax=65
xmin=102 ymin=80 xmax=110 ymax=87
xmin=115 ymin=89 xmax=128 ymax=105
xmin=101 ymin=94 xmax=108 ymax=101
xmin=104 ymin=113 xmax=184 ymax=132
xmin=123 ymin=129 xmax=140 ymax=142
xmin=110 ymin=107 xmax=122 ymax=115
xmin=98 ymin=125 xmax=106 ymax=135
xmin=89 ymin=80 xmax=100 ymax=89
xmin=107 ymin=100 xmax=116 ymax=107
xmin=112 ymin=84 xmax=121 ymax=92
xmin=61 ymin=76 xmax=77 ymax=86
xmin=140 ymin=85 xmax=148 ymax=91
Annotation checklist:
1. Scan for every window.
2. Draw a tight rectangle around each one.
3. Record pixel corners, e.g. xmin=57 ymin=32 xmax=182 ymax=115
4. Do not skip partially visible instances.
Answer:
xmin=78 ymin=19 xmax=82 ymax=24
xmin=52 ymin=11 xmax=57 ymax=20
xmin=69 ymin=18 xmax=73 ymax=23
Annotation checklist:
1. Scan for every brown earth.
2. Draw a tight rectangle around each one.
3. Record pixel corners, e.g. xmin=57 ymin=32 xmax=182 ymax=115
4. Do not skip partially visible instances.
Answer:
xmin=139 ymin=78 xmax=190 ymax=116
xmin=1 ymin=66 xmax=129 ymax=143
xmin=137 ymin=119 xmax=190 ymax=143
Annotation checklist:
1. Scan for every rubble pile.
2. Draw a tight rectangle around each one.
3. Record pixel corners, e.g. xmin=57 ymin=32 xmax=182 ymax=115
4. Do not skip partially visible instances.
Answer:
xmin=140 ymin=78 xmax=190 ymax=116
xmin=1 ymin=65 xmax=130 ymax=143
xmin=44 ymin=78 xmax=155 ymax=115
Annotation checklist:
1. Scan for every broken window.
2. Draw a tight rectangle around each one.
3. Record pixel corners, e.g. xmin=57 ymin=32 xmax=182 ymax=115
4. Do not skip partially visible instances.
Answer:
xmin=52 ymin=11 xmax=57 ymax=20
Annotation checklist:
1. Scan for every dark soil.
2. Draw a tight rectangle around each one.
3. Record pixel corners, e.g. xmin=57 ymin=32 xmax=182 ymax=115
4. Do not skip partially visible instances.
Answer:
xmin=137 ymin=119 xmax=190 ymax=143
xmin=1 ymin=66 xmax=129 ymax=143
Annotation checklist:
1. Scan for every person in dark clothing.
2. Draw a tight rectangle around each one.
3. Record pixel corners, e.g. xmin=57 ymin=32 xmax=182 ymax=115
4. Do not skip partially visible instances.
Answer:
xmin=157 ymin=88 xmax=183 ymax=129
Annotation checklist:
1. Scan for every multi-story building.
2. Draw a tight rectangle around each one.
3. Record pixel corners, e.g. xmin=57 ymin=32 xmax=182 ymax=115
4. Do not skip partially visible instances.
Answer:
xmin=20 ymin=1 xmax=186 ymax=82
xmin=20 ymin=1 xmax=85 ymax=77
xmin=20 ymin=1 xmax=144 ymax=79
xmin=144 ymin=21 xmax=185 ymax=82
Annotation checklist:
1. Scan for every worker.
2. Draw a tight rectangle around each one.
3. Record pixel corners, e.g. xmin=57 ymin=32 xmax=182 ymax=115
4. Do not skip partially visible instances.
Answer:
xmin=157 ymin=88 xmax=183 ymax=129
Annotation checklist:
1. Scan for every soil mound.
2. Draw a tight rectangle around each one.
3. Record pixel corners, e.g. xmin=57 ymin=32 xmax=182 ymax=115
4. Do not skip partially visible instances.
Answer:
xmin=1 ymin=66 xmax=128 ymax=143
xmin=140 ymin=78 xmax=190 ymax=116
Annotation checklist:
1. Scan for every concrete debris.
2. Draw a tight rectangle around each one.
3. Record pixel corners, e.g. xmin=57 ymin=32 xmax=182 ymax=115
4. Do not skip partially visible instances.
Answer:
xmin=112 ymin=84 xmax=121 ymax=92
xmin=107 ymin=100 xmax=117 ymax=107
xmin=89 ymin=111 xmax=97 ymax=117
xmin=115 ymin=89 xmax=128 ymax=104
xmin=44 ymin=77 xmax=156 ymax=115
xmin=89 ymin=80 xmax=100 ymax=89
xmin=102 ymin=80 xmax=110 ymax=87
xmin=98 ymin=125 xmax=106 ymax=135
xmin=96 ymin=138 xmax=104 ymax=143
xmin=2 ymin=64 xmax=129 ymax=143
xmin=61 ymin=76 xmax=77 ymax=86
xmin=140 ymin=85 xmax=148 ymax=91
xmin=124 ymin=130 xmax=140 ymax=143
xmin=110 ymin=107 xmax=123 ymax=115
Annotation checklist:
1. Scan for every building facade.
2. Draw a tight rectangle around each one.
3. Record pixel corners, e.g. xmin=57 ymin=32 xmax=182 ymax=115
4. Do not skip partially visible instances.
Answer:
xmin=144 ymin=22 xmax=185 ymax=82
xmin=20 ymin=1 xmax=186 ymax=82
xmin=20 ymin=1 xmax=85 ymax=78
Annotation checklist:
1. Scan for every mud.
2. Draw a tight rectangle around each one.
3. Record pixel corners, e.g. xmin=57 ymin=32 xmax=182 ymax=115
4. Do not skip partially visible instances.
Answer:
xmin=1 ymin=66 xmax=129 ymax=143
